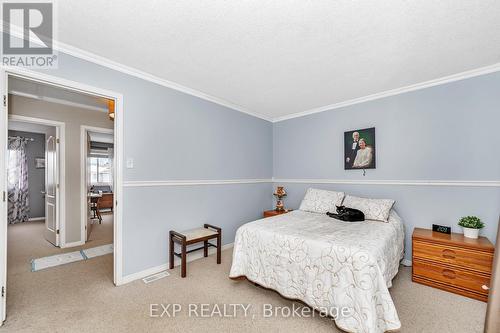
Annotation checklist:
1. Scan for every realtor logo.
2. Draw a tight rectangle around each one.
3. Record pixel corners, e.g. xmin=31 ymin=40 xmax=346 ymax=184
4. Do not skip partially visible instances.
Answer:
xmin=1 ymin=1 xmax=57 ymax=68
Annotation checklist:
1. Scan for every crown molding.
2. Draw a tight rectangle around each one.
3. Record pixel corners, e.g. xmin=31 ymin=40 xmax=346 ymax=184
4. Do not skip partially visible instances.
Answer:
xmin=273 ymin=178 xmax=500 ymax=187
xmin=272 ymin=62 xmax=500 ymax=122
xmin=55 ymin=41 xmax=273 ymax=122
xmin=1 ymin=26 xmax=273 ymax=122
xmin=3 ymin=26 xmax=500 ymax=124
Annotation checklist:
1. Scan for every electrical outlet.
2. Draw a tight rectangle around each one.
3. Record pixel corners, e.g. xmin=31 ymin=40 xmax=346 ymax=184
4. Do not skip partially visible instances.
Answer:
xmin=126 ymin=158 xmax=134 ymax=169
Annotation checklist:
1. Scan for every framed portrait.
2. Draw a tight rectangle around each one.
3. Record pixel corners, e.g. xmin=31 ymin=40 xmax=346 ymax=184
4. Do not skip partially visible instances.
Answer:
xmin=35 ymin=157 xmax=45 ymax=169
xmin=344 ymin=127 xmax=376 ymax=170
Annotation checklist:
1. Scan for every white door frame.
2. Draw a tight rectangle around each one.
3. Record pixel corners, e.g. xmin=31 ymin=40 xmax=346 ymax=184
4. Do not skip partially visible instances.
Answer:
xmin=80 ymin=125 xmax=114 ymax=244
xmin=0 ymin=67 xmax=124 ymax=291
xmin=8 ymin=114 xmax=65 ymax=246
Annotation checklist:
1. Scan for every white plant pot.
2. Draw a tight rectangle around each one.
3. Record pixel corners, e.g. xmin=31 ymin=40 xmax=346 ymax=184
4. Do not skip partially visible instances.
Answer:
xmin=462 ymin=227 xmax=479 ymax=239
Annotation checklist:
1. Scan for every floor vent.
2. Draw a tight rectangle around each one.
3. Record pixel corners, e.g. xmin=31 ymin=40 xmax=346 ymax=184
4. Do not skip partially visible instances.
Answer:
xmin=142 ymin=271 xmax=170 ymax=284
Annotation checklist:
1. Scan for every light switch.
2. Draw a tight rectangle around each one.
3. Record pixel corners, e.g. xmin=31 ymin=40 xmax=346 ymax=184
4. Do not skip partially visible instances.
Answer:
xmin=126 ymin=158 xmax=134 ymax=169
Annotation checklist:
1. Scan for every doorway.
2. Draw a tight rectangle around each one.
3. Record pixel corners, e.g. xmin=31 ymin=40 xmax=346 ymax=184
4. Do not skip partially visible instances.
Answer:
xmin=0 ymin=68 xmax=124 ymax=325
xmin=7 ymin=116 xmax=62 ymax=247
xmin=81 ymin=126 xmax=115 ymax=245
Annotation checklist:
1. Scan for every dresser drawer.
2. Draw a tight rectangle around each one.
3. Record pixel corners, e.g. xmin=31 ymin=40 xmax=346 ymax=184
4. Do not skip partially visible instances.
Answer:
xmin=413 ymin=259 xmax=490 ymax=297
xmin=413 ymin=240 xmax=493 ymax=273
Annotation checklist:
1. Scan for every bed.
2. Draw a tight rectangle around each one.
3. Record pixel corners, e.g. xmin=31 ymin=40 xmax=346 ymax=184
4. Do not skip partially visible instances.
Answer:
xmin=229 ymin=209 xmax=405 ymax=333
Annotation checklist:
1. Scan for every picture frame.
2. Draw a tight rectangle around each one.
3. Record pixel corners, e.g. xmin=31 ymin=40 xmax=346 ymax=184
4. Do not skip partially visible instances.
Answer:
xmin=344 ymin=127 xmax=376 ymax=170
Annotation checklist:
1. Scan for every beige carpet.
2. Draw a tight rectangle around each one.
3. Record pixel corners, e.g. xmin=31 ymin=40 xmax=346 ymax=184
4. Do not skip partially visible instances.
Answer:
xmin=3 ymin=219 xmax=487 ymax=332
xmin=7 ymin=214 xmax=113 ymax=276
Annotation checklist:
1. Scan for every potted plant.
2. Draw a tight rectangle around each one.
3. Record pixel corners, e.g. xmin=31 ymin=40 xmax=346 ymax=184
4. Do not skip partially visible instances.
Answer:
xmin=458 ymin=216 xmax=484 ymax=239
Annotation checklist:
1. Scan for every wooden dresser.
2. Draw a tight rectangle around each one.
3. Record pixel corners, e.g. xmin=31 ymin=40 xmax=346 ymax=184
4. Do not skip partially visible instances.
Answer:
xmin=412 ymin=228 xmax=494 ymax=302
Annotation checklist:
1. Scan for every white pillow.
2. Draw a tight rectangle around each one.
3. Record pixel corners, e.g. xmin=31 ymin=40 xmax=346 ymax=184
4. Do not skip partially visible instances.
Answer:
xmin=299 ymin=188 xmax=345 ymax=214
xmin=342 ymin=195 xmax=395 ymax=222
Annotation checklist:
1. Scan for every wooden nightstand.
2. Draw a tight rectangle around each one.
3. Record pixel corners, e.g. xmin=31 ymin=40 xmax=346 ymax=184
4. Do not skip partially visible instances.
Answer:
xmin=412 ymin=227 xmax=494 ymax=302
xmin=263 ymin=209 xmax=292 ymax=218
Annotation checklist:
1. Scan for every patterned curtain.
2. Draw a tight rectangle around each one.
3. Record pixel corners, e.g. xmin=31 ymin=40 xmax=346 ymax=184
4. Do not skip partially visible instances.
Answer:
xmin=7 ymin=137 xmax=30 ymax=224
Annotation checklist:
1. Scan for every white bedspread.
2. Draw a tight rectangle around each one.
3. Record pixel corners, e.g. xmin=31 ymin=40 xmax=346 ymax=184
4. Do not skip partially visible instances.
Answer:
xmin=229 ymin=210 xmax=405 ymax=333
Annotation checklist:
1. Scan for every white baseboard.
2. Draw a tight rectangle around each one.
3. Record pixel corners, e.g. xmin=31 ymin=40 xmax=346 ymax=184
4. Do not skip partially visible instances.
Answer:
xmin=401 ymin=259 xmax=412 ymax=267
xmin=120 ymin=264 xmax=169 ymax=286
xmin=120 ymin=243 xmax=234 ymax=285
xmin=61 ymin=240 xmax=85 ymax=248
xmin=28 ymin=217 xmax=45 ymax=221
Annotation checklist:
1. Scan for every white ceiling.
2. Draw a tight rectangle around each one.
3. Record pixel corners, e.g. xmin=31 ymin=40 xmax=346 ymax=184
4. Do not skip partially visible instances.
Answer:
xmin=54 ymin=0 xmax=500 ymax=119
xmin=9 ymin=77 xmax=109 ymax=112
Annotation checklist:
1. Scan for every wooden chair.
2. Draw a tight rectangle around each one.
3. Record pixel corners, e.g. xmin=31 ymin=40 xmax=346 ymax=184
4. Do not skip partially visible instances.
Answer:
xmin=89 ymin=196 xmax=102 ymax=223
xmin=97 ymin=193 xmax=114 ymax=213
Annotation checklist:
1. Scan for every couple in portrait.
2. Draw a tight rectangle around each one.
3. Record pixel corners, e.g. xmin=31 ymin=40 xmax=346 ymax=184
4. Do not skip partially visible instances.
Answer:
xmin=344 ymin=128 xmax=375 ymax=170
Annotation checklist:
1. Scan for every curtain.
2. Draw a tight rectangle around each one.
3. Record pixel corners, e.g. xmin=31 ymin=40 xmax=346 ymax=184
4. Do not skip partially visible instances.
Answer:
xmin=7 ymin=137 xmax=30 ymax=224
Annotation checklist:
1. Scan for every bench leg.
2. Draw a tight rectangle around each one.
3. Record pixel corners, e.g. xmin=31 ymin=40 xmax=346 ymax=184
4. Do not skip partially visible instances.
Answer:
xmin=216 ymin=233 xmax=221 ymax=264
xmin=204 ymin=240 xmax=208 ymax=257
xmin=169 ymin=235 xmax=174 ymax=270
xmin=181 ymin=242 xmax=187 ymax=278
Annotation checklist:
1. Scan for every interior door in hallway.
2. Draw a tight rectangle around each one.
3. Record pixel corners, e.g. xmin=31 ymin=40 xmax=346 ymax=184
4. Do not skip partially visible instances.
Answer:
xmin=0 ymin=68 xmax=8 ymax=324
xmin=44 ymin=135 xmax=58 ymax=246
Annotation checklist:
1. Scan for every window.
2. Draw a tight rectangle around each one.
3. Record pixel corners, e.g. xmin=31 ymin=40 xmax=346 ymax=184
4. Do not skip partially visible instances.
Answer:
xmin=89 ymin=157 xmax=111 ymax=184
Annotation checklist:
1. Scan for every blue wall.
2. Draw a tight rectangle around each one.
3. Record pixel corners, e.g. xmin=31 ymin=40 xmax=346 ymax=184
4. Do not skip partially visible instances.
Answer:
xmin=274 ymin=72 xmax=500 ymax=261
xmin=123 ymin=183 xmax=272 ymax=274
xmin=30 ymin=46 xmax=500 ymax=272
xmin=33 ymin=51 xmax=273 ymax=276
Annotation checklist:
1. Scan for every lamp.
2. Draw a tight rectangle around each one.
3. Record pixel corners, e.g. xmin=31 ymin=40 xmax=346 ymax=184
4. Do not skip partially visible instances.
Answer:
xmin=108 ymin=99 xmax=115 ymax=120
xmin=273 ymin=186 xmax=287 ymax=211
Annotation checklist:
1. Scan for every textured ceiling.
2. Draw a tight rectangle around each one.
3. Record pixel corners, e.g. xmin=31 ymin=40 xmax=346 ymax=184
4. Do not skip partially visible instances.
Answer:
xmin=54 ymin=0 xmax=500 ymax=119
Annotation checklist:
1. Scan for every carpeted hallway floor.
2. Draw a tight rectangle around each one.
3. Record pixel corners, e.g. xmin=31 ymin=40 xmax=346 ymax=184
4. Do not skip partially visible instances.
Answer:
xmin=2 ymin=218 xmax=487 ymax=332
xmin=7 ymin=214 xmax=113 ymax=279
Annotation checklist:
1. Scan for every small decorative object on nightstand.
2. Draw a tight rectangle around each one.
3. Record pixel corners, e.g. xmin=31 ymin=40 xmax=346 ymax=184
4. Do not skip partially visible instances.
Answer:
xmin=412 ymin=227 xmax=494 ymax=302
xmin=273 ymin=186 xmax=287 ymax=211
xmin=263 ymin=209 xmax=292 ymax=218
xmin=458 ymin=216 xmax=484 ymax=239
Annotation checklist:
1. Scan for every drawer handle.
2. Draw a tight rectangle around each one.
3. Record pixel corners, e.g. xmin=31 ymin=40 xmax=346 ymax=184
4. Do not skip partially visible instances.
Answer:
xmin=442 ymin=249 xmax=456 ymax=259
xmin=482 ymin=285 xmax=490 ymax=291
xmin=442 ymin=269 xmax=456 ymax=279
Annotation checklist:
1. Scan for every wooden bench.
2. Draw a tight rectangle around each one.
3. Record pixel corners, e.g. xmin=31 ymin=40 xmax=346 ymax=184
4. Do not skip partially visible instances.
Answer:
xmin=169 ymin=224 xmax=222 ymax=278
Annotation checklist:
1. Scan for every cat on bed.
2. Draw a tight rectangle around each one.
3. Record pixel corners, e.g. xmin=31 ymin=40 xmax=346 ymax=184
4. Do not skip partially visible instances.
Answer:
xmin=327 ymin=205 xmax=365 ymax=222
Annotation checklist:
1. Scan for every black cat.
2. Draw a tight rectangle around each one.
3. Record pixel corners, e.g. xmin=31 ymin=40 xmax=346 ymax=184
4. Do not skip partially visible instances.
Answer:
xmin=326 ymin=205 xmax=365 ymax=222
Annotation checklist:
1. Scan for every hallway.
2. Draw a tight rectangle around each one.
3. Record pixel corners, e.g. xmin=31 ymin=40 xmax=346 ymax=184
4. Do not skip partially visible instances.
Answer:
xmin=7 ymin=213 xmax=113 ymax=276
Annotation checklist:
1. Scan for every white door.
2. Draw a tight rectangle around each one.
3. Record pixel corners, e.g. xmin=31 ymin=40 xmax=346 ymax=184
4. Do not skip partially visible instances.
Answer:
xmin=43 ymin=135 xmax=58 ymax=246
xmin=86 ymin=131 xmax=91 ymax=242
xmin=0 ymin=69 xmax=8 ymax=324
